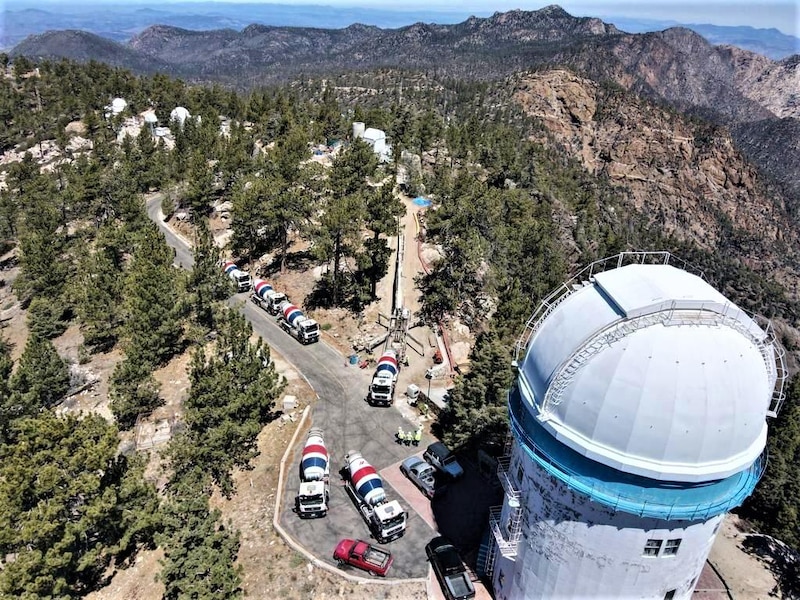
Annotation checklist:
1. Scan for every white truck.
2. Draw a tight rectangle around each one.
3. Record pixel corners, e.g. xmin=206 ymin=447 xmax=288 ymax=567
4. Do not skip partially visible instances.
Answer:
xmin=342 ymin=451 xmax=407 ymax=543
xmin=295 ymin=428 xmax=330 ymax=518
xmin=367 ymin=350 xmax=399 ymax=406
xmin=251 ymin=278 xmax=288 ymax=315
xmin=277 ymin=301 xmax=320 ymax=345
xmin=221 ymin=260 xmax=252 ymax=292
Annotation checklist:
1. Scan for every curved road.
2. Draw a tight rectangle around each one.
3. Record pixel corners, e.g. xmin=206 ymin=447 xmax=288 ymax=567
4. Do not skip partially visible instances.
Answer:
xmin=146 ymin=197 xmax=435 ymax=578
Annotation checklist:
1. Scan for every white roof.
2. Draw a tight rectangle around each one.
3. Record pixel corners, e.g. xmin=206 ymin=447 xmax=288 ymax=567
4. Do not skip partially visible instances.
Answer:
xmin=362 ymin=127 xmax=385 ymax=141
xmin=109 ymin=97 xmax=127 ymax=114
xmin=170 ymin=106 xmax=191 ymax=124
xmin=143 ymin=111 xmax=158 ymax=124
xmin=519 ymin=264 xmax=776 ymax=482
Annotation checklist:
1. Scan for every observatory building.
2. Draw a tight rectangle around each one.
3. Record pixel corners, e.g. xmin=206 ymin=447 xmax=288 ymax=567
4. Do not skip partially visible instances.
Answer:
xmin=483 ymin=252 xmax=785 ymax=600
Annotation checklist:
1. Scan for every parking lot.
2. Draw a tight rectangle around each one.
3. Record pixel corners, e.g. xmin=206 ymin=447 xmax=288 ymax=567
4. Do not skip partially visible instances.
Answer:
xmin=279 ymin=404 xmax=503 ymax=581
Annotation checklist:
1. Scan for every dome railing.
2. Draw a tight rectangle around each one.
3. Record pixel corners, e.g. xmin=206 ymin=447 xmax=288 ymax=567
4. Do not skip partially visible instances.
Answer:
xmin=515 ymin=251 xmax=786 ymax=418
xmin=539 ymin=302 xmax=786 ymax=416
xmin=508 ymin=388 xmax=768 ymax=521
xmin=513 ymin=251 xmax=699 ymax=366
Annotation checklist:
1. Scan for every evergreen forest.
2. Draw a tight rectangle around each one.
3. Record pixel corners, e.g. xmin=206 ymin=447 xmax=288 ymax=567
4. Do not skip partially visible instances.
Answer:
xmin=0 ymin=55 xmax=798 ymax=597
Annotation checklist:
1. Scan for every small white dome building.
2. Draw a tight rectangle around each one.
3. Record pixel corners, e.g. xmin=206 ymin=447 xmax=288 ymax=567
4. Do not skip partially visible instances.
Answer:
xmin=482 ymin=252 xmax=786 ymax=600
xmin=110 ymin=97 xmax=127 ymax=115
xmin=170 ymin=106 xmax=191 ymax=127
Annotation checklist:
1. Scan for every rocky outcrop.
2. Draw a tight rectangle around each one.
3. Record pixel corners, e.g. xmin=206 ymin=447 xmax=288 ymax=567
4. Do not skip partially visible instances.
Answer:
xmin=722 ymin=47 xmax=800 ymax=119
xmin=514 ymin=70 xmax=797 ymax=275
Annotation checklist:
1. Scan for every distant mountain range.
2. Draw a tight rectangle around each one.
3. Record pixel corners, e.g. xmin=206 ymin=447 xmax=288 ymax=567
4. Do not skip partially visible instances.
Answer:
xmin=3 ymin=1 xmax=799 ymax=59
xmin=9 ymin=6 xmax=800 ymax=210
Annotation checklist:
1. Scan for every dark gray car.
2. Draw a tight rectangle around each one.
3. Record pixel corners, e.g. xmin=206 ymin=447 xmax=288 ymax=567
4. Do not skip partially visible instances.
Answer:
xmin=423 ymin=442 xmax=464 ymax=479
xmin=425 ymin=536 xmax=476 ymax=600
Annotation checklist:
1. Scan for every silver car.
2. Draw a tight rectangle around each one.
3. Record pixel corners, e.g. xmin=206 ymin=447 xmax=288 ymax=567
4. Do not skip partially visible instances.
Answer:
xmin=400 ymin=455 xmax=441 ymax=499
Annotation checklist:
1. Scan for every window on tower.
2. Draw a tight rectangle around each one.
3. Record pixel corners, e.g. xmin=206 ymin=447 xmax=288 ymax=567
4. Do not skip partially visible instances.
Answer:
xmin=643 ymin=539 xmax=662 ymax=557
xmin=664 ymin=590 xmax=676 ymax=600
xmin=663 ymin=539 xmax=682 ymax=556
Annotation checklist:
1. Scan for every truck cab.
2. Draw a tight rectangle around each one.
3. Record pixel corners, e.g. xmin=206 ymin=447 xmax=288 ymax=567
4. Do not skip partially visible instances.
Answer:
xmin=368 ymin=372 xmax=394 ymax=406
xmin=298 ymin=319 xmax=320 ymax=344
xmin=232 ymin=271 xmax=252 ymax=292
xmin=296 ymin=480 xmax=329 ymax=517
xmin=373 ymin=501 xmax=406 ymax=542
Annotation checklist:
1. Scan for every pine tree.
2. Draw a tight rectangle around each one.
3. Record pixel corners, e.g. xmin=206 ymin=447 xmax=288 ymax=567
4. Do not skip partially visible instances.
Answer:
xmin=169 ymin=309 xmax=285 ymax=497
xmin=438 ymin=331 xmax=513 ymax=450
xmin=13 ymin=172 xmax=67 ymax=303
xmin=229 ymin=173 xmax=281 ymax=260
xmin=0 ymin=336 xmax=16 ymax=444
xmin=0 ymin=412 xmax=160 ymax=598
xmin=9 ymin=335 xmax=70 ymax=413
xmin=109 ymin=357 xmax=164 ymax=430
xmin=362 ymin=181 xmax=405 ymax=300
xmin=189 ymin=219 xmax=229 ymax=329
xmin=73 ymin=238 xmax=124 ymax=351
xmin=314 ymin=192 xmax=365 ymax=307
xmin=185 ymin=150 xmax=216 ymax=218
xmin=158 ymin=472 xmax=242 ymax=600
xmin=312 ymin=139 xmax=378 ymax=305
xmin=120 ymin=224 xmax=184 ymax=366
xmin=25 ymin=296 xmax=68 ymax=339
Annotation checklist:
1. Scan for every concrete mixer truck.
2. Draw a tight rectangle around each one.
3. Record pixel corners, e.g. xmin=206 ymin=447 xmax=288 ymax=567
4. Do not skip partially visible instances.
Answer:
xmin=342 ymin=451 xmax=407 ymax=543
xmin=277 ymin=301 xmax=320 ymax=344
xmin=295 ymin=428 xmax=330 ymax=518
xmin=221 ymin=260 xmax=252 ymax=292
xmin=250 ymin=279 xmax=288 ymax=315
xmin=367 ymin=350 xmax=399 ymax=407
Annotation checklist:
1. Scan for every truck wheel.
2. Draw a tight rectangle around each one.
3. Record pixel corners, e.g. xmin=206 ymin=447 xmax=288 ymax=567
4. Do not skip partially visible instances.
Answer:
xmin=337 ymin=559 xmax=346 ymax=567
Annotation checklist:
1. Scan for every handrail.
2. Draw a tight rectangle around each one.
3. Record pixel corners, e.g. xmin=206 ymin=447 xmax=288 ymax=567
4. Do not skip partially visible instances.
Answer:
xmin=513 ymin=252 xmax=701 ymax=365
xmin=514 ymin=252 xmax=787 ymax=419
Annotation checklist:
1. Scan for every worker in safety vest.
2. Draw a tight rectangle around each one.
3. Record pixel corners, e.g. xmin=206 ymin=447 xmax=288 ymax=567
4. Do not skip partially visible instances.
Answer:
xmin=404 ymin=430 xmax=413 ymax=446
xmin=413 ymin=427 xmax=422 ymax=447
xmin=397 ymin=426 xmax=404 ymax=444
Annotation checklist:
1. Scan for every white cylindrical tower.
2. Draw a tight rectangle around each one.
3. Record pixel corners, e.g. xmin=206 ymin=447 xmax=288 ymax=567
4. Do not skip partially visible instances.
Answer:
xmin=352 ymin=121 xmax=366 ymax=139
xmin=484 ymin=252 xmax=785 ymax=600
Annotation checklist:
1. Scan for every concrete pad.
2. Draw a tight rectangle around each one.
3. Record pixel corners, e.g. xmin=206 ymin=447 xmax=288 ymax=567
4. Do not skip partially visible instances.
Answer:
xmin=381 ymin=458 xmax=438 ymax=533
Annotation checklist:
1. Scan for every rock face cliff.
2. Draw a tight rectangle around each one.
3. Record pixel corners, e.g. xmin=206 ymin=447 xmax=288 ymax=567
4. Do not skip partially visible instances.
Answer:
xmin=513 ymin=70 xmax=797 ymax=279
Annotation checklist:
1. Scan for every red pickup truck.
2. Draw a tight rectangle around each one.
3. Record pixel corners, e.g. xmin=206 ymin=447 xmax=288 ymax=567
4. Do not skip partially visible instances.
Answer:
xmin=333 ymin=538 xmax=394 ymax=577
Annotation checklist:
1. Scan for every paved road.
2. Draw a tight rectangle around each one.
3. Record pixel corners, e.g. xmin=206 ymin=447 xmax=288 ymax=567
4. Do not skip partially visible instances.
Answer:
xmin=145 ymin=197 xmax=194 ymax=269
xmin=146 ymin=198 xmax=438 ymax=578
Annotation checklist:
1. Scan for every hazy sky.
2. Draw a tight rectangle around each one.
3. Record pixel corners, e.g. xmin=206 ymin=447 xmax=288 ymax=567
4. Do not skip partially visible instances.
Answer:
xmin=17 ymin=0 xmax=800 ymax=36
xmin=209 ymin=0 xmax=799 ymax=35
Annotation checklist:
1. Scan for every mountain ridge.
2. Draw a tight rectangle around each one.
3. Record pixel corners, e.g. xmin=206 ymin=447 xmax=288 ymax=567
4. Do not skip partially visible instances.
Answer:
xmin=9 ymin=6 xmax=800 ymax=206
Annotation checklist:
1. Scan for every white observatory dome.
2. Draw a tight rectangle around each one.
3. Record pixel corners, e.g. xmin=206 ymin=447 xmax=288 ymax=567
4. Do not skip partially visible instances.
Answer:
xmin=170 ymin=106 xmax=191 ymax=126
xmin=519 ymin=263 xmax=778 ymax=483
xmin=110 ymin=97 xmax=127 ymax=115
xmin=143 ymin=111 xmax=158 ymax=124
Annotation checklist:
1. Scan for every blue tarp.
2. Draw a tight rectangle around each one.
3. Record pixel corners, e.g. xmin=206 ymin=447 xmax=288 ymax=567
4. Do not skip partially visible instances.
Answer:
xmin=413 ymin=197 xmax=432 ymax=207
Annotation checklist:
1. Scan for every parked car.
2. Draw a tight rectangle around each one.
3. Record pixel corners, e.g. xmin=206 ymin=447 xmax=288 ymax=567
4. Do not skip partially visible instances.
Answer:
xmin=333 ymin=538 xmax=394 ymax=577
xmin=425 ymin=536 xmax=475 ymax=600
xmin=400 ymin=455 xmax=447 ymax=499
xmin=423 ymin=441 xmax=464 ymax=479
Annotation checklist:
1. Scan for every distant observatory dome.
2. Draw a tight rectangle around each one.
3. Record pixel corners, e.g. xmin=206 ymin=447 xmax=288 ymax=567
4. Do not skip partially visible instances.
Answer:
xmin=110 ymin=97 xmax=127 ymax=115
xmin=518 ymin=263 xmax=779 ymax=483
xmin=170 ymin=106 xmax=191 ymax=126
xmin=143 ymin=111 xmax=158 ymax=124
